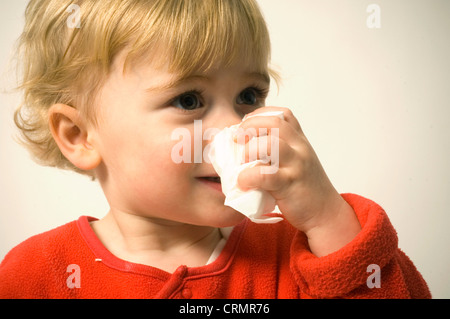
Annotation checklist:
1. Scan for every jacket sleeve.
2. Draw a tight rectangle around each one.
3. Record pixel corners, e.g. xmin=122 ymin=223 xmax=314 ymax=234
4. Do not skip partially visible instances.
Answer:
xmin=289 ymin=193 xmax=431 ymax=299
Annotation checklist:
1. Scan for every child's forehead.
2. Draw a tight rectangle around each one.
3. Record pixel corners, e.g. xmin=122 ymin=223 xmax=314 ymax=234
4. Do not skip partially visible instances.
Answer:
xmin=121 ymin=48 xmax=271 ymax=89
xmin=124 ymin=43 xmax=270 ymax=80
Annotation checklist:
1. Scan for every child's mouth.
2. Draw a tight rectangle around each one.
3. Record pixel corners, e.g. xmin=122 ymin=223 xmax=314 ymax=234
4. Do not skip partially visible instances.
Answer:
xmin=198 ymin=176 xmax=222 ymax=192
xmin=200 ymin=176 xmax=221 ymax=183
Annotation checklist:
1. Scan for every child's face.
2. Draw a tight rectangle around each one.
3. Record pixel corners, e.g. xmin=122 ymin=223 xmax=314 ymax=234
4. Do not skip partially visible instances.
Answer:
xmin=91 ymin=51 xmax=270 ymax=227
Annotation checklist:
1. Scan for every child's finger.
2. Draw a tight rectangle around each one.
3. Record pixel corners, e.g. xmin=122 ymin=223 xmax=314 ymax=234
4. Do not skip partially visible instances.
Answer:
xmin=237 ymin=164 xmax=291 ymax=195
xmin=235 ymin=115 xmax=301 ymax=146
xmin=243 ymin=106 xmax=303 ymax=133
xmin=242 ymin=135 xmax=295 ymax=166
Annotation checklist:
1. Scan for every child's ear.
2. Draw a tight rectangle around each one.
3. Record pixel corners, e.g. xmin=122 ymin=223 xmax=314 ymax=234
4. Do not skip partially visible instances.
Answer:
xmin=48 ymin=104 xmax=102 ymax=171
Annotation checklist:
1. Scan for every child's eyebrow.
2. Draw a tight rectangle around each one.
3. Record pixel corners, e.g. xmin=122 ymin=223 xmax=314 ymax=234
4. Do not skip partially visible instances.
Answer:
xmin=246 ymin=72 xmax=271 ymax=85
xmin=144 ymin=72 xmax=270 ymax=94
xmin=145 ymin=75 xmax=209 ymax=94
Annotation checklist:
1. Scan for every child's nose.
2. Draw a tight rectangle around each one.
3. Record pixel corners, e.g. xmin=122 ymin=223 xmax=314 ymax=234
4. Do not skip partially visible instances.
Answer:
xmin=208 ymin=108 xmax=244 ymax=131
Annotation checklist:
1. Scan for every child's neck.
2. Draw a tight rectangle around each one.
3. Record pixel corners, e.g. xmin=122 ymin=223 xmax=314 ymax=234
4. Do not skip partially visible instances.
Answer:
xmin=90 ymin=210 xmax=223 ymax=273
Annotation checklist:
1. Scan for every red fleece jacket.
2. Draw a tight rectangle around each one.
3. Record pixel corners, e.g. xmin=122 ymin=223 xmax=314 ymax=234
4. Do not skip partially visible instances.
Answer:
xmin=0 ymin=194 xmax=431 ymax=299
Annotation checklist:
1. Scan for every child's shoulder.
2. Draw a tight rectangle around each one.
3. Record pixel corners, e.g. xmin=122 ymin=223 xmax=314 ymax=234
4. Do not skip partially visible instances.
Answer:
xmin=0 ymin=218 xmax=87 ymax=297
xmin=1 ymin=219 xmax=81 ymax=262
xmin=0 ymin=218 xmax=80 ymax=297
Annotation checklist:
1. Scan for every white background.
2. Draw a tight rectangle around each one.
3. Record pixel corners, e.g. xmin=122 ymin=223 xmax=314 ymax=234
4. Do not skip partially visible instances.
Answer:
xmin=1 ymin=0 xmax=449 ymax=298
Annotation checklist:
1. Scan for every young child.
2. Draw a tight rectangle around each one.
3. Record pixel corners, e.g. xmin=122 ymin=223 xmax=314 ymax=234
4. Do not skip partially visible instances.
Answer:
xmin=0 ymin=0 xmax=430 ymax=299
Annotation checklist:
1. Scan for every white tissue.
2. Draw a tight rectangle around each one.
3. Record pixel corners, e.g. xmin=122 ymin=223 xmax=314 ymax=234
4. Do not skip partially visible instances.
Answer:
xmin=208 ymin=111 xmax=285 ymax=224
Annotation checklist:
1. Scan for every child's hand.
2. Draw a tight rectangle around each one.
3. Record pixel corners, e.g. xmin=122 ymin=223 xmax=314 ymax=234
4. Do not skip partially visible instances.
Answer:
xmin=236 ymin=107 xmax=361 ymax=256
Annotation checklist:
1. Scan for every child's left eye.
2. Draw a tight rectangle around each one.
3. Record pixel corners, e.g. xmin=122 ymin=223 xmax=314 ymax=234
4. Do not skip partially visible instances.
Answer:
xmin=236 ymin=87 xmax=267 ymax=106
xmin=171 ymin=91 xmax=204 ymax=110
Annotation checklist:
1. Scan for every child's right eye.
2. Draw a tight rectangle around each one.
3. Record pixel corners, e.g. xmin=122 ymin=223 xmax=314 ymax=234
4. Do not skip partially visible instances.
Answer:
xmin=171 ymin=91 xmax=204 ymax=111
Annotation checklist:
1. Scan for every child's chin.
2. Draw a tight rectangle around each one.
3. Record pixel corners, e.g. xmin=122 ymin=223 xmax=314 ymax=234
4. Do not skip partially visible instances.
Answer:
xmin=205 ymin=207 xmax=247 ymax=228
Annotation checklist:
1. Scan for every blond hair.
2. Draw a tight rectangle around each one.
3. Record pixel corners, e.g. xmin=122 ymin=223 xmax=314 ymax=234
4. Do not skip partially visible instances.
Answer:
xmin=14 ymin=0 xmax=276 ymax=176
